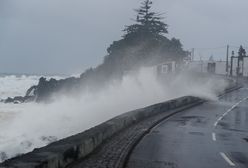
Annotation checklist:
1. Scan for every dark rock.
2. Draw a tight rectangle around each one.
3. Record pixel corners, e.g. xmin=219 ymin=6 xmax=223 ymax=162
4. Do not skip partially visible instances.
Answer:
xmin=4 ymin=97 xmax=14 ymax=103
xmin=0 ymin=152 xmax=8 ymax=161
xmin=25 ymin=85 xmax=37 ymax=97
xmin=24 ymin=96 xmax=36 ymax=103
xmin=2 ymin=76 xmax=82 ymax=103
xmin=33 ymin=77 xmax=81 ymax=102
xmin=12 ymin=96 xmax=25 ymax=103
xmin=4 ymin=95 xmax=35 ymax=104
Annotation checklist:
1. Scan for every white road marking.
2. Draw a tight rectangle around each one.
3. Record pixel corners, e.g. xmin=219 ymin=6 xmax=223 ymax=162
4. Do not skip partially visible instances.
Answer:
xmin=217 ymin=117 xmax=223 ymax=122
xmin=214 ymin=97 xmax=248 ymax=127
xmin=220 ymin=152 xmax=235 ymax=166
xmin=212 ymin=96 xmax=248 ymax=167
xmin=212 ymin=132 xmax=216 ymax=141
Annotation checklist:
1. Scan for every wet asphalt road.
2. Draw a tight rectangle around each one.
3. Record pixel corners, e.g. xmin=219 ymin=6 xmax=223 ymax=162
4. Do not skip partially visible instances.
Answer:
xmin=127 ymin=88 xmax=248 ymax=168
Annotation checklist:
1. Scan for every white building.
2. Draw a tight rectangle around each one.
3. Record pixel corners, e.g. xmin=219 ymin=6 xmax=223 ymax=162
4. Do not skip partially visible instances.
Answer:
xmin=186 ymin=60 xmax=227 ymax=75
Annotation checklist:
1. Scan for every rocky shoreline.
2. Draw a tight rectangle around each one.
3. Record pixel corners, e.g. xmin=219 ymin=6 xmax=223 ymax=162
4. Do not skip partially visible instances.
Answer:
xmin=2 ymin=76 xmax=80 ymax=103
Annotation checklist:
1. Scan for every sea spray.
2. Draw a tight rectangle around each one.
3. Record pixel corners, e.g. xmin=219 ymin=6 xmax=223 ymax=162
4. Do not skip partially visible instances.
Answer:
xmin=0 ymin=68 xmax=227 ymax=162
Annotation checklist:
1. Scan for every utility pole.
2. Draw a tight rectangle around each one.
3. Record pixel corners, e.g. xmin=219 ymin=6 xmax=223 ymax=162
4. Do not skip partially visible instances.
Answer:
xmin=226 ymin=45 xmax=229 ymax=75
xmin=230 ymin=51 xmax=234 ymax=76
xmin=191 ymin=48 xmax=195 ymax=61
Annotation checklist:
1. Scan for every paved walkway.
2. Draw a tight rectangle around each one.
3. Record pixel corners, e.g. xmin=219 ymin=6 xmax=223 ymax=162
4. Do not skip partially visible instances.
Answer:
xmin=68 ymin=103 xmax=199 ymax=168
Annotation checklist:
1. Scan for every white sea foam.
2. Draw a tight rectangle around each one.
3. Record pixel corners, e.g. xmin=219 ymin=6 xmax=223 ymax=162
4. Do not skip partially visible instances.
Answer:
xmin=0 ymin=75 xmax=39 ymax=99
xmin=0 ymin=69 xmax=227 ymax=162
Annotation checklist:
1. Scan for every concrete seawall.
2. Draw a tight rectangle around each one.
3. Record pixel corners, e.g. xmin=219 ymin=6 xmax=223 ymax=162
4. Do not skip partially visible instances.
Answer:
xmin=0 ymin=77 xmax=240 ymax=168
xmin=1 ymin=96 xmax=202 ymax=168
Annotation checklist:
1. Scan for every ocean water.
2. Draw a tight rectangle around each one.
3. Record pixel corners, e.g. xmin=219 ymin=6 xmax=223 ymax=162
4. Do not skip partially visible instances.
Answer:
xmin=0 ymin=70 xmax=228 ymax=162
xmin=0 ymin=74 xmax=63 ymax=161
xmin=0 ymin=74 xmax=40 ymax=99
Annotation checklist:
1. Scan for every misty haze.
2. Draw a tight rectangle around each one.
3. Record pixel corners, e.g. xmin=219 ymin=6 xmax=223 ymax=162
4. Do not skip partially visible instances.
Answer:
xmin=0 ymin=1 xmax=248 ymax=168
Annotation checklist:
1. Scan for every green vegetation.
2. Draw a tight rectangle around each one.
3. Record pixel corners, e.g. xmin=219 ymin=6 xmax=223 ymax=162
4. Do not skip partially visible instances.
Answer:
xmin=81 ymin=0 xmax=188 ymax=82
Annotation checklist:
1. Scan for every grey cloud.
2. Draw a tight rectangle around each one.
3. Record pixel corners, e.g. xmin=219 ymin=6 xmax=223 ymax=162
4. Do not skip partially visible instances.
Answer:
xmin=0 ymin=0 xmax=248 ymax=74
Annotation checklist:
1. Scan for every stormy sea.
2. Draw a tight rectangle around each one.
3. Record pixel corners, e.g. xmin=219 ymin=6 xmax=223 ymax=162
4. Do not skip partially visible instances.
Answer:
xmin=0 ymin=70 xmax=228 ymax=162
xmin=0 ymin=73 xmax=62 ymax=161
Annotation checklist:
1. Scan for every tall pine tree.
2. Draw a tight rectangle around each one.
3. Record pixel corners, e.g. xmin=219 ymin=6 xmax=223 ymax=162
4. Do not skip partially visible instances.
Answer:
xmin=104 ymin=0 xmax=188 ymax=75
xmin=123 ymin=0 xmax=168 ymax=39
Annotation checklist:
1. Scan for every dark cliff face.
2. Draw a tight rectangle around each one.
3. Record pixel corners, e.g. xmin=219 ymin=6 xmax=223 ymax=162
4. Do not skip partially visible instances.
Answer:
xmin=3 ymin=76 xmax=80 ymax=103
xmin=30 ymin=76 xmax=81 ymax=102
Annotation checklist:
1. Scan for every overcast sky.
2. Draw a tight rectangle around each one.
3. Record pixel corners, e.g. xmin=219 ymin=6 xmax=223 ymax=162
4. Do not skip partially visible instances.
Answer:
xmin=1 ymin=0 xmax=248 ymax=75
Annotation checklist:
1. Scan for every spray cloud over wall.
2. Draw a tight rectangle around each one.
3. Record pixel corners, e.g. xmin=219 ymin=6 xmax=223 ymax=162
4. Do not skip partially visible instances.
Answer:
xmin=0 ymin=68 xmax=228 ymax=161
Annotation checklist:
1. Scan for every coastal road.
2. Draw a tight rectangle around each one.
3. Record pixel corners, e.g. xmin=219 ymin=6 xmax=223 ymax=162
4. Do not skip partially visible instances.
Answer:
xmin=127 ymin=87 xmax=248 ymax=168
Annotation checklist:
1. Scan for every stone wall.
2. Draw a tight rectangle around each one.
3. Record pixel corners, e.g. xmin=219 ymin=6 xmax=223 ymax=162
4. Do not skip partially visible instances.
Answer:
xmin=1 ymin=96 xmax=201 ymax=168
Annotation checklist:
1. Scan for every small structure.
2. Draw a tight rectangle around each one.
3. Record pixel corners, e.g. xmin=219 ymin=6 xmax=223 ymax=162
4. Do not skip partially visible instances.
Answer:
xmin=207 ymin=62 xmax=216 ymax=73
xmin=156 ymin=61 xmax=176 ymax=75
xmin=230 ymin=46 xmax=248 ymax=77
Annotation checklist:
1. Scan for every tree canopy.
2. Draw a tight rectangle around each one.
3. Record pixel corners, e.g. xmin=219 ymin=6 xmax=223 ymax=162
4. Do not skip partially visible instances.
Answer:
xmin=123 ymin=0 xmax=168 ymax=39
xmin=105 ymin=0 xmax=188 ymax=74
xmin=76 ymin=0 xmax=189 ymax=91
